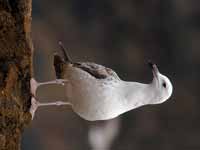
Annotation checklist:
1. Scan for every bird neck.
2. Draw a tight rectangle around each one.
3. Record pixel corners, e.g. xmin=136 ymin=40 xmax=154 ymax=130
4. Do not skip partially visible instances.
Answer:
xmin=120 ymin=81 xmax=158 ymax=110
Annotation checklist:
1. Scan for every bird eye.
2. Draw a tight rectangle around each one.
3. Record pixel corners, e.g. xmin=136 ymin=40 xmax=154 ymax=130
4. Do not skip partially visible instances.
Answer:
xmin=162 ymin=82 xmax=166 ymax=88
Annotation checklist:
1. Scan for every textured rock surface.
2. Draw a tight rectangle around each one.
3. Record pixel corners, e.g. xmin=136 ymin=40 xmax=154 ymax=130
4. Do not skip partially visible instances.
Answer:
xmin=0 ymin=0 xmax=32 ymax=149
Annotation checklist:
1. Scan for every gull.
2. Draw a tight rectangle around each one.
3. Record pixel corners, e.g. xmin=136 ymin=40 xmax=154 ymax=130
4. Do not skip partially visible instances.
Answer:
xmin=30 ymin=42 xmax=173 ymax=121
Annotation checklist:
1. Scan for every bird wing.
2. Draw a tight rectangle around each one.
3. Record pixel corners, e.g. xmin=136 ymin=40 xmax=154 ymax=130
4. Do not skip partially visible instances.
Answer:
xmin=54 ymin=42 xmax=120 ymax=80
xmin=73 ymin=62 xmax=120 ymax=80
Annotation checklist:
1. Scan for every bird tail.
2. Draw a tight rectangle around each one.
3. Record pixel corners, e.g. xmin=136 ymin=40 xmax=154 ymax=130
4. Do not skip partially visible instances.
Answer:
xmin=58 ymin=41 xmax=72 ymax=63
xmin=53 ymin=41 xmax=72 ymax=78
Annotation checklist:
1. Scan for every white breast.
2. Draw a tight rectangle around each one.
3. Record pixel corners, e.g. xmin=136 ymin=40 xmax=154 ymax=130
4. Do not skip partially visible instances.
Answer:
xmin=63 ymin=66 xmax=125 ymax=121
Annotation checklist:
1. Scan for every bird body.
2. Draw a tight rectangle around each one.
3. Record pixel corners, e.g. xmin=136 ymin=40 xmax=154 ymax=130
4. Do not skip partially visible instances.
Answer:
xmin=62 ymin=63 xmax=124 ymax=121
xmin=30 ymin=42 xmax=173 ymax=121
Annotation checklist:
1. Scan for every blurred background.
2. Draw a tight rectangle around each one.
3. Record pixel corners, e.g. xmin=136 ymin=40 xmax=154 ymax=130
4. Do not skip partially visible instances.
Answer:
xmin=22 ymin=0 xmax=200 ymax=150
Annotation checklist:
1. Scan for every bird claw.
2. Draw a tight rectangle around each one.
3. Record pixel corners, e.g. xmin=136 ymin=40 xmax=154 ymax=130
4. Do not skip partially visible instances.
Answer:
xmin=29 ymin=97 xmax=39 ymax=120
xmin=29 ymin=78 xmax=68 ymax=120
xmin=30 ymin=78 xmax=38 ymax=97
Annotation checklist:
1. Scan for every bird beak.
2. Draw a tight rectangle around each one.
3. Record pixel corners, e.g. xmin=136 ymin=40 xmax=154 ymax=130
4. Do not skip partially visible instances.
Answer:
xmin=148 ymin=61 xmax=159 ymax=78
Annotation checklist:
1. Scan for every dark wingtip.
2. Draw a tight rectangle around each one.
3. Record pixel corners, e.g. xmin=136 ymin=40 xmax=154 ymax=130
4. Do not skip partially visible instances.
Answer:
xmin=53 ymin=51 xmax=65 ymax=62
xmin=58 ymin=41 xmax=72 ymax=63
xmin=54 ymin=53 xmax=64 ymax=79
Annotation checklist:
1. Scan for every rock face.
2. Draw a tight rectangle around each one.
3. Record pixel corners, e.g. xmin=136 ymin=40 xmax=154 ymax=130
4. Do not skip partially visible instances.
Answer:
xmin=0 ymin=1 xmax=33 ymax=150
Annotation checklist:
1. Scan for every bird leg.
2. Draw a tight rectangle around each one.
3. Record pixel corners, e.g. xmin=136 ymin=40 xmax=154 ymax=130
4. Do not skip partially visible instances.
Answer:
xmin=30 ymin=78 xmax=67 ymax=97
xmin=30 ymin=78 xmax=69 ymax=120
xmin=29 ymin=97 xmax=71 ymax=120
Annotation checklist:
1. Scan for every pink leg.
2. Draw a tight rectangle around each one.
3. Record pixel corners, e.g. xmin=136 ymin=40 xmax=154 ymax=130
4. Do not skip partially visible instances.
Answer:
xmin=30 ymin=78 xmax=68 ymax=96
xmin=29 ymin=97 xmax=72 ymax=120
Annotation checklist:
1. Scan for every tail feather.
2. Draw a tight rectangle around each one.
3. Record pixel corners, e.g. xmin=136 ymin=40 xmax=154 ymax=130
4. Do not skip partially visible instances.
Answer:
xmin=58 ymin=41 xmax=72 ymax=63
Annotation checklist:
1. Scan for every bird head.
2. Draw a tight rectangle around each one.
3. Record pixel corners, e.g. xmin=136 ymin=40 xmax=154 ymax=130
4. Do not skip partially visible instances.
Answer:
xmin=148 ymin=62 xmax=173 ymax=104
